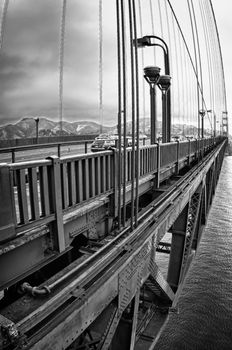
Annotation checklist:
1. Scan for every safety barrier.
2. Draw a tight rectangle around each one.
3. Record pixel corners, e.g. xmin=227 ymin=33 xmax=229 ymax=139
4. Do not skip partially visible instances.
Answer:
xmin=0 ymin=136 xmax=224 ymax=242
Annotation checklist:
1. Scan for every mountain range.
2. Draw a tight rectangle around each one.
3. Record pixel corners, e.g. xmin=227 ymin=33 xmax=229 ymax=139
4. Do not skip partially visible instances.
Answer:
xmin=0 ymin=117 xmax=115 ymax=140
xmin=0 ymin=116 xmax=201 ymax=140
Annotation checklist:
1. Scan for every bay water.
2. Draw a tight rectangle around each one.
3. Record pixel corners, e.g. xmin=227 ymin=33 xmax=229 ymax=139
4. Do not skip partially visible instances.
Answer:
xmin=155 ymin=156 xmax=232 ymax=349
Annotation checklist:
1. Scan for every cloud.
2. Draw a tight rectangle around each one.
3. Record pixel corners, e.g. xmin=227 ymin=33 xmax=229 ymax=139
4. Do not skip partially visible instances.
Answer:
xmin=0 ymin=0 xmax=230 ymax=131
xmin=0 ymin=0 xmax=118 ymax=126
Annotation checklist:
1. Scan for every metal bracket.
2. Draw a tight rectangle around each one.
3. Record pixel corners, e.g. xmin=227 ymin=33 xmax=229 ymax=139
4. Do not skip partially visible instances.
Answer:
xmin=0 ymin=314 xmax=20 ymax=347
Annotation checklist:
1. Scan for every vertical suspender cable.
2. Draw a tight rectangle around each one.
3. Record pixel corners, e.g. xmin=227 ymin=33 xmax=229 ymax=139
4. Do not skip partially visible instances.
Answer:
xmin=170 ymin=10 xmax=180 ymax=135
xmin=201 ymin=0 xmax=214 ymax=108
xmin=166 ymin=0 xmax=208 ymax=124
xmin=164 ymin=1 xmax=172 ymax=68
xmin=121 ymin=0 xmax=127 ymax=226
xmin=128 ymin=0 xmax=135 ymax=230
xmin=0 ymin=0 xmax=9 ymax=51
xmin=190 ymin=0 xmax=204 ymax=136
xmin=149 ymin=0 xmax=156 ymax=63
xmin=209 ymin=0 xmax=228 ymax=114
xmin=158 ymin=0 xmax=163 ymax=38
xmin=206 ymin=1 xmax=224 ymax=116
xmin=132 ymin=0 xmax=139 ymax=227
xmin=177 ymin=29 xmax=185 ymax=135
xmin=99 ymin=0 xmax=103 ymax=134
xmin=187 ymin=0 xmax=200 ymax=136
xmin=200 ymin=0 xmax=214 ymax=130
xmin=59 ymin=0 xmax=67 ymax=133
xmin=164 ymin=1 xmax=174 ymax=131
xmin=208 ymin=0 xmax=228 ymax=135
xmin=138 ymin=0 xmax=146 ymax=134
xmin=183 ymin=47 xmax=191 ymax=130
xmin=116 ymin=0 xmax=122 ymax=230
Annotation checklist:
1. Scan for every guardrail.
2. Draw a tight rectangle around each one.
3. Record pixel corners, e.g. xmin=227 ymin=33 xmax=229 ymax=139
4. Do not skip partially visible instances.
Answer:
xmin=0 ymin=139 xmax=95 ymax=163
xmin=0 ymin=136 xmax=224 ymax=243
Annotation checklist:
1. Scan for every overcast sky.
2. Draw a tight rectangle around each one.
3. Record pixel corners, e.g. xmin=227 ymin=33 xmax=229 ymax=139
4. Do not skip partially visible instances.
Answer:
xmin=0 ymin=0 xmax=231 ymax=131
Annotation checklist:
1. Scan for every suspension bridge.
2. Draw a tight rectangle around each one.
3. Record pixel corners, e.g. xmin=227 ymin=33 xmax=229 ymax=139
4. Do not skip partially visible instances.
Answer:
xmin=0 ymin=0 xmax=229 ymax=349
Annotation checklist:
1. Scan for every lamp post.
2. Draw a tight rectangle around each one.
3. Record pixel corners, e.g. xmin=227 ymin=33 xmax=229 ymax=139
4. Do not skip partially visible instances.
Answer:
xmin=144 ymin=66 xmax=161 ymax=144
xmin=158 ymin=75 xmax=171 ymax=143
xmin=34 ymin=117 xmax=39 ymax=143
xmin=207 ymin=109 xmax=217 ymax=138
xmin=222 ymin=111 xmax=228 ymax=136
xmin=199 ymin=110 xmax=205 ymax=139
xmin=135 ymin=35 xmax=171 ymax=141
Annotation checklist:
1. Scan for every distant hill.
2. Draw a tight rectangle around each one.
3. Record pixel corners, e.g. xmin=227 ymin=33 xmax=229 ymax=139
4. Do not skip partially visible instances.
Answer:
xmin=0 ymin=116 xmax=201 ymax=140
xmin=0 ymin=117 xmax=116 ymax=140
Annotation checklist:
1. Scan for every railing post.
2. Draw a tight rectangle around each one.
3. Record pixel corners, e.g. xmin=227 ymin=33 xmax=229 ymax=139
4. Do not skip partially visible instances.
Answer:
xmin=109 ymin=149 xmax=119 ymax=219
xmin=155 ymin=143 xmax=160 ymax=188
xmin=188 ymin=139 xmax=191 ymax=166
xmin=11 ymin=149 xmax=15 ymax=163
xmin=195 ymin=138 xmax=199 ymax=162
xmin=85 ymin=142 xmax=88 ymax=154
xmin=46 ymin=156 xmax=65 ymax=252
xmin=175 ymin=140 xmax=180 ymax=175
xmin=57 ymin=144 xmax=61 ymax=158
xmin=0 ymin=164 xmax=16 ymax=242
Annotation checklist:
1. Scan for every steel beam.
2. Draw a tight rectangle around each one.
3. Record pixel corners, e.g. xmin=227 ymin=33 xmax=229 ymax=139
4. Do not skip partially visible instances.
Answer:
xmin=167 ymin=204 xmax=189 ymax=291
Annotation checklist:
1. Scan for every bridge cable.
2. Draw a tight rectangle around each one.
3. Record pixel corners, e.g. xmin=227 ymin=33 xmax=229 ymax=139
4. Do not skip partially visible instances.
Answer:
xmin=138 ymin=0 xmax=146 ymax=134
xmin=206 ymin=0 xmax=226 ymax=124
xmin=209 ymin=0 xmax=228 ymax=115
xmin=183 ymin=45 xmax=191 ymax=134
xmin=149 ymin=0 xmax=156 ymax=63
xmin=132 ymin=0 xmax=140 ymax=227
xmin=166 ymin=0 xmax=209 ymax=128
xmin=177 ymin=25 xmax=185 ymax=136
xmin=59 ymin=0 xmax=67 ymax=133
xmin=189 ymin=0 xmax=205 ymax=136
xmin=187 ymin=0 xmax=200 ymax=137
xmin=128 ymin=0 xmax=136 ymax=230
xmin=99 ymin=0 xmax=103 ymax=134
xmin=199 ymin=0 xmax=214 ymax=125
xmin=116 ymin=0 xmax=122 ymax=229
xmin=164 ymin=1 xmax=175 ymax=135
xmin=208 ymin=3 xmax=228 ymax=135
xmin=200 ymin=1 xmax=215 ymax=115
xmin=121 ymin=0 xmax=128 ymax=227
xmin=199 ymin=0 xmax=214 ymax=131
xmin=158 ymin=0 xmax=164 ymax=38
xmin=204 ymin=0 xmax=221 ymax=132
xmin=0 ymin=0 xmax=9 ymax=51
xmin=170 ymin=7 xmax=181 ymax=135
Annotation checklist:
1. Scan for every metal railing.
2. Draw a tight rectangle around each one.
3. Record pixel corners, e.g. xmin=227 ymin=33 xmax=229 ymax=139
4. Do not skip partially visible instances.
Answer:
xmin=0 ymin=139 xmax=95 ymax=163
xmin=0 ymin=136 xmax=224 ymax=243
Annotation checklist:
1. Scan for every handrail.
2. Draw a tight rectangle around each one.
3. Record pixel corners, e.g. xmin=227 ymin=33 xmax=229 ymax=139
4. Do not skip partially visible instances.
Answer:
xmin=0 ymin=136 xmax=226 ymax=244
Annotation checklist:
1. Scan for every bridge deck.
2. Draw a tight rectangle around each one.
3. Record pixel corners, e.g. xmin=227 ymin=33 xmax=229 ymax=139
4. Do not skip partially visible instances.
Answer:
xmin=0 ymin=137 xmax=227 ymax=349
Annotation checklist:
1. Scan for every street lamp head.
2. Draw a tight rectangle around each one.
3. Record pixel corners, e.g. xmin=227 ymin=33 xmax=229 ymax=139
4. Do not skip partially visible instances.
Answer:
xmin=158 ymin=75 xmax=171 ymax=92
xmin=144 ymin=66 xmax=161 ymax=85
xmin=199 ymin=109 xmax=205 ymax=117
